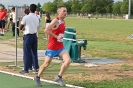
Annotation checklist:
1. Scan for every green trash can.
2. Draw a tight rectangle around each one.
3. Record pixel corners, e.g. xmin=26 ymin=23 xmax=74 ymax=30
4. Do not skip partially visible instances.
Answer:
xmin=70 ymin=43 xmax=79 ymax=61
xmin=63 ymin=27 xmax=87 ymax=63
xmin=64 ymin=27 xmax=76 ymax=40
xmin=63 ymin=27 xmax=78 ymax=62
xmin=63 ymin=27 xmax=76 ymax=53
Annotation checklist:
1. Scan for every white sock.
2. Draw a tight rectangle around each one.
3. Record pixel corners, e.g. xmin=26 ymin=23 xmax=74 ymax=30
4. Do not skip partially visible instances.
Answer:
xmin=2 ymin=32 xmax=4 ymax=34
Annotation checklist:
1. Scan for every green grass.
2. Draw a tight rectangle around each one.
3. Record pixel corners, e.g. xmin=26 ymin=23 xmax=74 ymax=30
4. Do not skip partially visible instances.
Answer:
xmin=1 ymin=17 xmax=133 ymax=59
xmin=121 ymin=64 xmax=133 ymax=70
xmin=0 ymin=61 xmax=89 ymax=78
xmin=67 ymin=79 xmax=133 ymax=88
xmin=65 ymin=18 xmax=133 ymax=59
xmin=1 ymin=17 xmax=133 ymax=88
xmin=0 ymin=30 xmax=14 ymax=40
xmin=38 ymin=17 xmax=133 ymax=59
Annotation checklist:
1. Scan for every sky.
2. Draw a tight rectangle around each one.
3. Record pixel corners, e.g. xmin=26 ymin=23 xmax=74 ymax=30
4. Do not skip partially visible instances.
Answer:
xmin=0 ymin=0 xmax=123 ymax=8
xmin=0 ymin=0 xmax=67 ymax=8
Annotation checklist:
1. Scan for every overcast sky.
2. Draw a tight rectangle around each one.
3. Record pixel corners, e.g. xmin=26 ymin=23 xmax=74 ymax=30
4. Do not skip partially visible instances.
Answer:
xmin=0 ymin=0 xmax=123 ymax=8
xmin=0 ymin=0 xmax=67 ymax=8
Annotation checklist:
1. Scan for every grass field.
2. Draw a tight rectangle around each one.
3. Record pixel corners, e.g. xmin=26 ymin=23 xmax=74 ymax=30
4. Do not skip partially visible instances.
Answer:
xmin=1 ymin=17 xmax=133 ymax=59
xmin=65 ymin=17 xmax=133 ymax=59
xmin=1 ymin=17 xmax=133 ymax=88
xmin=37 ymin=17 xmax=133 ymax=59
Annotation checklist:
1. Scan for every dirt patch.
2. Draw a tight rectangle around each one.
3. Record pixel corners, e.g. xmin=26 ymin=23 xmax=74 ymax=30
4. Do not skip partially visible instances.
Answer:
xmin=0 ymin=59 xmax=133 ymax=82
xmin=64 ymin=59 xmax=133 ymax=81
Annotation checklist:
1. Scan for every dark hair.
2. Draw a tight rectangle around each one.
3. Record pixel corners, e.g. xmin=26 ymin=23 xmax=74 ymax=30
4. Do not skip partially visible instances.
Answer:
xmin=46 ymin=12 xmax=51 ymax=20
xmin=24 ymin=9 xmax=30 ymax=15
xmin=30 ymin=4 xmax=37 ymax=13
xmin=11 ymin=7 xmax=15 ymax=10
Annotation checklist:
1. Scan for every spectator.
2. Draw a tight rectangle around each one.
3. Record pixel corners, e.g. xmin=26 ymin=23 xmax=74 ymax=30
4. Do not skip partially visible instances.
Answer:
xmin=6 ymin=9 xmax=13 ymax=31
xmin=44 ymin=12 xmax=51 ymax=40
xmin=11 ymin=7 xmax=19 ymax=36
xmin=19 ymin=4 xmax=39 ymax=74
xmin=0 ymin=6 xmax=7 ymax=36
xmin=88 ymin=13 xmax=91 ymax=19
xmin=22 ymin=8 xmax=34 ymax=71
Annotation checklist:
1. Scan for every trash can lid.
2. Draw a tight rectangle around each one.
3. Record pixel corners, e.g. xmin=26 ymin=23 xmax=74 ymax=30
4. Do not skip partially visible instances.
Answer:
xmin=65 ymin=27 xmax=76 ymax=32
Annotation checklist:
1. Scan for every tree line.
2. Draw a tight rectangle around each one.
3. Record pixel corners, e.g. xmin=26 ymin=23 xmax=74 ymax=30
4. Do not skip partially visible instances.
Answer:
xmin=42 ymin=0 xmax=133 ymax=15
xmin=0 ymin=0 xmax=133 ymax=15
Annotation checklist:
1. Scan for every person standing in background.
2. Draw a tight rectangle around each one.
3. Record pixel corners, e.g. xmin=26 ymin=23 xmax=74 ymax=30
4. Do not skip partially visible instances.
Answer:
xmin=11 ymin=7 xmax=19 ymax=36
xmin=0 ymin=6 xmax=7 ymax=36
xmin=39 ymin=11 xmax=42 ymax=27
xmin=6 ymin=9 xmax=13 ymax=31
xmin=20 ymin=4 xmax=39 ymax=74
xmin=35 ymin=11 xmax=41 ymax=27
xmin=21 ymin=8 xmax=35 ymax=72
xmin=44 ymin=12 xmax=51 ymax=40
xmin=88 ymin=13 xmax=91 ymax=19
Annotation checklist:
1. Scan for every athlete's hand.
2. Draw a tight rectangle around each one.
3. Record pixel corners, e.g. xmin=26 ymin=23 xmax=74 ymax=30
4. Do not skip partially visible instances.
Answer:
xmin=57 ymin=35 xmax=63 ymax=40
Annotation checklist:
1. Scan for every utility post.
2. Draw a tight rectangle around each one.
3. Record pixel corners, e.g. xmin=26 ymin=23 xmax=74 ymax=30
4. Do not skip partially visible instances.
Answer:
xmin=7 ymin=5 xmax=27 ymax=67
xmin=128 ymin=0 xmax=131 ymax=19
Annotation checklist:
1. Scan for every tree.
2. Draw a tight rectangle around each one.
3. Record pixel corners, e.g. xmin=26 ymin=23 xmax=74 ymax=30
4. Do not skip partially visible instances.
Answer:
xmin=0 ymin=4 xmax=5 ymax=9
xmin=53 ymin=0 xmax=63 ymax=3
xmin=65 ymin=1 xmax=72 ymax=13
xmin=83 ymin=0 xmax=114 ymax=14
xmin=42 ymin=2 xmax=57 ymax=13
xmin=113 ymin=1 xmax=122 ymax=14
xmin=23 ymin=4 xmax=29 ymax=8
xmin=131 ymin=0 xmax=133 ymax=15
xmin=71 ymin=0 xmax=82 ymax=13
xmin=56 ymin=0 xmax=66 ymax=7
xmin=120 ymin=0 xmax=128 ymax=14
xmin=94 ymin=0 xmax=113 ymax=13
xmin=80 ymin=4 xmax=91 ymax=13
xmin=86 ymin=0 xmax=96 ymax=13
xmin=105 ymin=0 xmax=114 ymax=13
xmin=36 ymin=3 xmax=42 ymax=12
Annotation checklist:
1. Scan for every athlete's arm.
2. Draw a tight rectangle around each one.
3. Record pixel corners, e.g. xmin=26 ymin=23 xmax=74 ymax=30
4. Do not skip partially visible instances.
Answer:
xmin=44 ymin=18 xmax=62 ymax=40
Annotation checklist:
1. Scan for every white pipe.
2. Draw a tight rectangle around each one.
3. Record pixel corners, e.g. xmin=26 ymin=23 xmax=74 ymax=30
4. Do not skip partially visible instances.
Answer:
xmin=64 ymin=31 xmax=76 ymax=35
xmin=128 ymin=0 xmax=131 ymax=19
xmin=63 ymin=38 xmax=77 ymax=41
xmin=0 ymin=70 xmax=84 ymax=88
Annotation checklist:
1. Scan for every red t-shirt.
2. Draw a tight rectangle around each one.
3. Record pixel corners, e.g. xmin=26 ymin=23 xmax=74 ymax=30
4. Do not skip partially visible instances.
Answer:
xmin=0 ymin=10 xmax=7 ymax=20
xmin=47 ymin=17 xmax=65 ymax=50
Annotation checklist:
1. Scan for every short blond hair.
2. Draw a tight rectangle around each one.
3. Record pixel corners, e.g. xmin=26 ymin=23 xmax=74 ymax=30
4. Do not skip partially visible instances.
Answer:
xmin=57 ymin=6 xmax=66 ymax=13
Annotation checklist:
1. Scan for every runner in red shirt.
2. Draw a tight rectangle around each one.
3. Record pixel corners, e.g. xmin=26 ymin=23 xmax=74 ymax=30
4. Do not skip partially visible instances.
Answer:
xmin=0 ymin=6 xmax=7 ymax=36
xmin=34 ymin=6 xmax=71 ymax=87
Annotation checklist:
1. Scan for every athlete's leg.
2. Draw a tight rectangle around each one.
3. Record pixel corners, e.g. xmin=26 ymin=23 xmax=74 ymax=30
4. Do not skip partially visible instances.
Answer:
xmin=54 ymin=50 xmax=71 ymax=86
xmin=34 ymin=56 xmax=52 ymax=86
xmin=58 ymin=50 xmax=71 ymax=76
xmin=37 ymin=56 xmax=52 ymax=77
